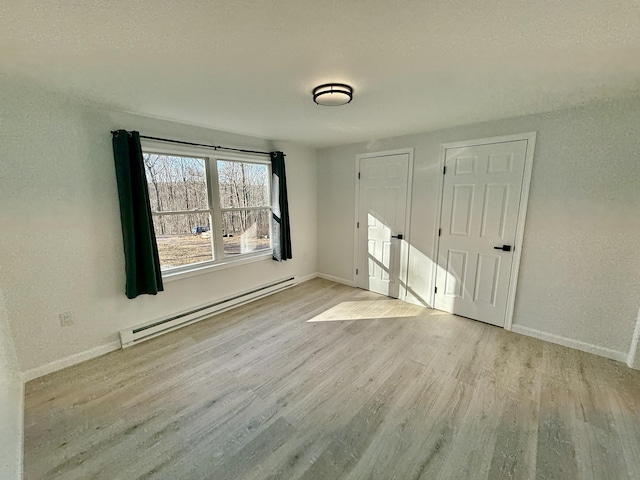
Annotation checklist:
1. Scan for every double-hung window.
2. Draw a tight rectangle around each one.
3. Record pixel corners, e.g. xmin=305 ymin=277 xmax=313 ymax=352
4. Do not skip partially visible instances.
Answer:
xmin=142 ymin=141 xmax=272 ymax=275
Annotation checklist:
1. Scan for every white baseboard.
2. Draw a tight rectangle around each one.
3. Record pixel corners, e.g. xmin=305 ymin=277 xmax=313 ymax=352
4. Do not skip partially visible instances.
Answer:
xmin=511 ymin=325 xmax=627 ymax=363
xmin=317 ymin=273 xmax=355 ymax=287
xmin=22 ymin=340 xmax=121 ymax=382
xmin=296 ymin=272 xmax=319 ymax=284
xmin=626 ymin=308 xmax=640 ymax=369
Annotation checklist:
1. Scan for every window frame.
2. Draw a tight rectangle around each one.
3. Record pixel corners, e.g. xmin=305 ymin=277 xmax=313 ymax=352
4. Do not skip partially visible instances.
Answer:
xmin=141 ymin=139 xmax=273 ymax=278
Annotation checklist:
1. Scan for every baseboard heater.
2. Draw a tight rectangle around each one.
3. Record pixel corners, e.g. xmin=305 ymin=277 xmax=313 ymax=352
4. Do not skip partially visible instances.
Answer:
xmin=119 ymin=276 xmax=297 ymax=348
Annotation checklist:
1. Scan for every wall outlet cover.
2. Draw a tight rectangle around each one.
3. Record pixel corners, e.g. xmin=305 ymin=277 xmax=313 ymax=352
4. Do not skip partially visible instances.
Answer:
xmin=59 ymin=311 xmax=75 ymax=327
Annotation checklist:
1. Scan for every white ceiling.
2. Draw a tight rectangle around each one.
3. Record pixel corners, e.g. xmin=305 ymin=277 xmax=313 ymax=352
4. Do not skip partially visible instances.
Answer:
xmin=1 ymin=0 xmax=639 ymax=147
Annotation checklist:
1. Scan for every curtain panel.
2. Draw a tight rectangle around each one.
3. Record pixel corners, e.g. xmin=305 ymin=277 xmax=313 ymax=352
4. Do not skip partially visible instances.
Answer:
xmin=270 ymin=151 xmax=292 ymax=261
xmin=112 ymin=130 xmax=164 ymax=298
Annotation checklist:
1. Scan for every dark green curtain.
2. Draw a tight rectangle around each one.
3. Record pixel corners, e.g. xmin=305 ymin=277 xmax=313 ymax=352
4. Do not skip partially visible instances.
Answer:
xmin=112 ymin=130 xmax=164 ymax=298
xmin=271 ymin=151 xmax=292 ymax=261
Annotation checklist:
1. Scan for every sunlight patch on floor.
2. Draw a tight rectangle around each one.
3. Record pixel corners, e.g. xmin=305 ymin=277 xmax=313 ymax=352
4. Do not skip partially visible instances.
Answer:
xmin=307 ymin=299 xmax=425 ymax=323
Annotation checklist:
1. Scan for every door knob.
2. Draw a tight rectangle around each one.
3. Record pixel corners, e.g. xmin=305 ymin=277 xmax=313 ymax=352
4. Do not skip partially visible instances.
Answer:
xmin=391 ymin=234 xmax=404 ymax=240
xmin=493 ymin=245 xmax=512 ymax=251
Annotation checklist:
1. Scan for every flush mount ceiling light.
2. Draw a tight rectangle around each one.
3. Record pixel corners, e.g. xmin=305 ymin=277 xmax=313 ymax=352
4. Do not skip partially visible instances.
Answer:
xmin=312 ymin=83 xmax=353 ymax=106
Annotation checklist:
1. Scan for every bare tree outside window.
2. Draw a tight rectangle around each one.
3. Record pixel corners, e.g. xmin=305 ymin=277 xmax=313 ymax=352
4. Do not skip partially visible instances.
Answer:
xmin=144 ymin=154 xmax=211 ymax=269
xmin=216 ymin=160 xmax=270 ymax=255
xmin=143 ymin=153 xmax=271 ymax=271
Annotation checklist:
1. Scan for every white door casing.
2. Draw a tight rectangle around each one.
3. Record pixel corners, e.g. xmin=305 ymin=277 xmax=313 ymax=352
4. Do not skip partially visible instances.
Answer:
xmin=355 ymin=150 xmax=413 ymax=299
xmin=434 ymin=134 xmax=535 ymax=328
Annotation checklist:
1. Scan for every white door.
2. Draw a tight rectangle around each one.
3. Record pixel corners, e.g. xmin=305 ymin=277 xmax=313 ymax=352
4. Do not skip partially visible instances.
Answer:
xmin=357 ymin=153 xmax=410 ymax=298
xmin=435 ymin=140 xmax=528 ymax=327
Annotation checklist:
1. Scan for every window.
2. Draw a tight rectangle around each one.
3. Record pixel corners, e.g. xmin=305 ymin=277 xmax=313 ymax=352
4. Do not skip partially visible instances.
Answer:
xmin=142 ymin=143 xmax=272 ymax=274
xmin=216 ymin=160 xmax=271 ymax=256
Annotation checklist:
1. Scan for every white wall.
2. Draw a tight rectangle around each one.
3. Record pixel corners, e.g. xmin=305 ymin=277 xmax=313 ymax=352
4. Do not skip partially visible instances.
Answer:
xmin=0 ymin=287 xmax=23 ymax=480
xmin=0 ymin=76 xmax=317 ymax=376
xmin=317 ymin=97 xmax=640 ymax=359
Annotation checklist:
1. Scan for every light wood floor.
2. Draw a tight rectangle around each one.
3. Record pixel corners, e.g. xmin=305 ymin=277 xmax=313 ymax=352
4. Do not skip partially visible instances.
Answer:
xmin=24 ymin=279 xmax=640 ymax=479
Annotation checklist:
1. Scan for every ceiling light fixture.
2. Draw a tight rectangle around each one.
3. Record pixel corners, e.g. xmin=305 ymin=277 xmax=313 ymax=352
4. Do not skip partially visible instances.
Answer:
xmin=312 ymin=83 xmax=353 ymax=106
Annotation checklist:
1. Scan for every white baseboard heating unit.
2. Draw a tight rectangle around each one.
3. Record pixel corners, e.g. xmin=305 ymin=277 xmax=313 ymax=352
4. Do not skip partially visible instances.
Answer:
xmin=119 ymin=276 xmax=297 ymax=348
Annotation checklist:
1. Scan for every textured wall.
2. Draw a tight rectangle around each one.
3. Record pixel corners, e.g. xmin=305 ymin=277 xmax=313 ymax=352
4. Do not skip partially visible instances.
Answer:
xmin=0 ymin=77 xmax=318 ymax=374
xmin=318 ymin=97 xmax=640 ymax=356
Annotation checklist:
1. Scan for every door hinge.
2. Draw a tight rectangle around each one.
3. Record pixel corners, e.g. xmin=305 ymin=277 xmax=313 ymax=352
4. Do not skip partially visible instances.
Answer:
xmin=434 ymin=286 xmax=438 ymax=294
xmin=438 ymin=228 xmax=441 ymax=237
xmin=358 ymin=172 xmax=361 ymax=179
xmin=357 ymin=221 xmax=359 ymax=228
xmin=356 ymin=268 xmax=359 ymax=275
xmin=443 ymin=166 xmax=447 ymax=175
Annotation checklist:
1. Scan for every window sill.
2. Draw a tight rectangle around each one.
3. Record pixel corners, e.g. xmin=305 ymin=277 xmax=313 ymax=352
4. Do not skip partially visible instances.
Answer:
xmin=162 ymin=252 xmax=274 ymax=283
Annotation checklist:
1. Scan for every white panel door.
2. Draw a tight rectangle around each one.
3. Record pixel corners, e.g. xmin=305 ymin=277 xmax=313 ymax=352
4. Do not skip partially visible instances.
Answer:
xmin=435 ymin=140 xmax=527 ymax=326
xmin=357 ymin=153 xmax=410 ymax=298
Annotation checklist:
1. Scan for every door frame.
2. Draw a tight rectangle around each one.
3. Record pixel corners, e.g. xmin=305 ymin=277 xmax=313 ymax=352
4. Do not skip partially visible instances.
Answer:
xmin=431 ymin=133 xmax=536 ymax=330
xmin=353 ymin=148 xmax=414 ymax=300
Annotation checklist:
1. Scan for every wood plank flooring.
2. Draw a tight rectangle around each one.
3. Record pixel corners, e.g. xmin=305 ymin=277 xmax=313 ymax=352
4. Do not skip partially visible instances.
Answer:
xmin=23 ymin=279 xmax=640 ymax=479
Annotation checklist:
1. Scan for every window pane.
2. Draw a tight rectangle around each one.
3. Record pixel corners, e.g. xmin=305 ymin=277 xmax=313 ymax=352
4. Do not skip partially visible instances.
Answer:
xmin=217 ymin=161 xmax=269 ymax=208
xmin=143 ymin=153 xmax=208 ymax=212
xmin=153 ymin=213 xmax=213 ymax=269
xmin=222 ymin=210 xmax=271 ymax=256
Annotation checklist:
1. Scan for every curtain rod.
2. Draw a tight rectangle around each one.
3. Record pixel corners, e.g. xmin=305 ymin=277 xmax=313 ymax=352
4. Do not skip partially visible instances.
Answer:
xmin=140 ymin=134 xmax=277 ymax=157
xmin=112 ymin=131 xmax=278 ymax=157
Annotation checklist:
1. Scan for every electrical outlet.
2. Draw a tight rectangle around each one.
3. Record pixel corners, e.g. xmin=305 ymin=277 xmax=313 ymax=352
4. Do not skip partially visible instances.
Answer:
xmin=59 ymin=311 xmax=75 ymax=327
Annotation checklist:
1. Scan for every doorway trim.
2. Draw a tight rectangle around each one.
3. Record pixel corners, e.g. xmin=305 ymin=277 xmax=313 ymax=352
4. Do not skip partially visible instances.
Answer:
xmin=353 ymin=148 xmax=414 ymax=300
xmin=431 ymin=133 xmax=536 ymax=330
